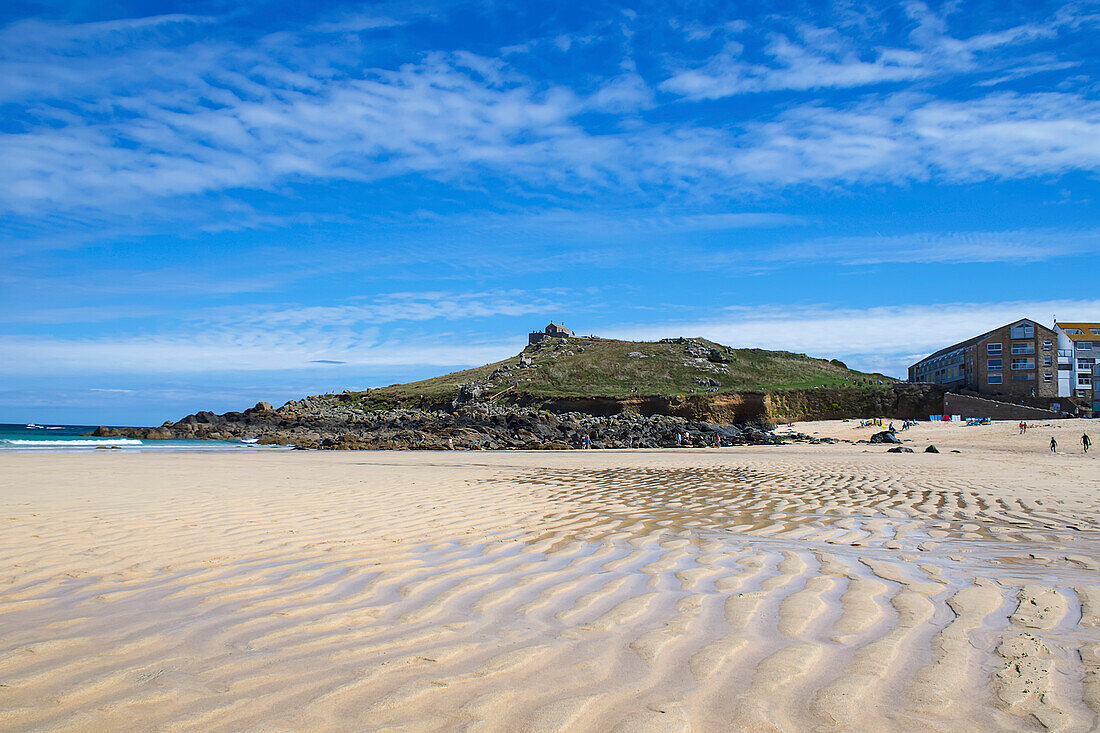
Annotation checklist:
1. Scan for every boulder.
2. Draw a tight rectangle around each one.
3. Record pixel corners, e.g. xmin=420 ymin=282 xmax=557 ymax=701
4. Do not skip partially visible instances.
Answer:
xmin=925 ymin=445 xmax=939 ymax=453
xmin=870 ymin=430 xmax=901 ymax=444
xmin=887 ymin=446 xmax=914 ymax=453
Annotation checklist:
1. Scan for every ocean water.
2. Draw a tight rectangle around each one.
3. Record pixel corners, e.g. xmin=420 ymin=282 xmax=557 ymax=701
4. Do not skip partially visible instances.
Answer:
xmin=0 ymin=423 xmax=291 ymax=452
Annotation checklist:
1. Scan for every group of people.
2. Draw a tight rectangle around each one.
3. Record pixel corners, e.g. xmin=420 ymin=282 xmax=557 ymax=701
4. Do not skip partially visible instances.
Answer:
xmin=1050 ymin=433 xmax=1091 ymax=453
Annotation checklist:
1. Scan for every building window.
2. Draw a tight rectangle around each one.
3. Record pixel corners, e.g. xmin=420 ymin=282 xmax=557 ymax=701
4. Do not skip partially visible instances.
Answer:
xmin=1011 ymin=342 xmax=1034 ymax=354
xmin=1078 ymin=390 xmax=1089 ymax=398
xmin=1079 ymin=341 xmax=1093 ymax=350
xmin=1043 ymin=356 xmax=1052 ymax=367
xmin=987 ymin=358 xmax=1003 ymax=370
xmin=987 ymin=343 xmax=1002 ymax=355
xmin=1043 ymin=372 xmax=1053 ymax=382
xmin=1012 ymin=374 xmax=1035 ymax=381
xmin=1079 ymin=359 xmax=1096 ymax=370
xmin=1011 ymin=358 xmax=1034 ymax=369
xmin=1043 ymin=340 xmax=1052 ymax=350
xmin=1080 ymin=374 xmax=1093 ymax=387
xmin=1092 ymin=329 xmax=1100 ymax=336
xmin=988 ymin=374 xmax=1003 ymax=385
xmin=1010 ymin=323 xmax=1035 ymax=339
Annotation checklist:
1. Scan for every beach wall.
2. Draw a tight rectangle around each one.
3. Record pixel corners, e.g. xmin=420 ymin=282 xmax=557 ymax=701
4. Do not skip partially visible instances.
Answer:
xmin=942 ymin=393 xmax=1065 ymax=420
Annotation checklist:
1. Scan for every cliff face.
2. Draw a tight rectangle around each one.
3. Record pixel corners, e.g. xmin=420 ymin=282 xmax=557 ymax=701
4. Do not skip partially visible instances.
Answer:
xmin=521 ymin=383 xmax=944 ymax=423
xmin=762 ymin=383 xmax=946 ymax=422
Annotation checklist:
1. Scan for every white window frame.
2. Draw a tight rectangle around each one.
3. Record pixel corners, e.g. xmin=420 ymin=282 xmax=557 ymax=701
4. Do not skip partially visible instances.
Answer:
xmin=987 ymin=358 xmax=1002 ymax=371
xmin=987 ymin=343 xmax=1002 ymax=355
xmin=987 ymin=374 xmax=1003 ymax=385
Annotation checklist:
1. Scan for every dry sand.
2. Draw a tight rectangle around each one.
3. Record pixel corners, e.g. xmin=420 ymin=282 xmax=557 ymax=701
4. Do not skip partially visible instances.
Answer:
xmin=1 ymin=419 xmax=1098 ymax=731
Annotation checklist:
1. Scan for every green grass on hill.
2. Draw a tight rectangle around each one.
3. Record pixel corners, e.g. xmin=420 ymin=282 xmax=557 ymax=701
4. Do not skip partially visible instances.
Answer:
xmin=345 ymin=336 xmax=894 ymax=410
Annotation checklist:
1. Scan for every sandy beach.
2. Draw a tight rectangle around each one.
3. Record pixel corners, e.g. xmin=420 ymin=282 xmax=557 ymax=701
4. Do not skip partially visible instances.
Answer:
xmin=1 ymin=419 xmax=1097 ymax=731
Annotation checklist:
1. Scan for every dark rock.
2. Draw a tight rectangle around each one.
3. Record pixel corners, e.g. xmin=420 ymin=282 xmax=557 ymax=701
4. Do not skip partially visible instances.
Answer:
xmin=925 ymin=445 xmax=939 ymax=453
xmin=887 ymin=446 xmax=914 ymax=453
xmin=870 ymin=430 xmax=901 ymax=444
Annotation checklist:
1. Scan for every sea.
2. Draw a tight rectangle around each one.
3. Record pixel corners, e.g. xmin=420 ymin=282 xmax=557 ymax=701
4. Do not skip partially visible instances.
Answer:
xmin=0 ymin=423 xmax=291 ymax=452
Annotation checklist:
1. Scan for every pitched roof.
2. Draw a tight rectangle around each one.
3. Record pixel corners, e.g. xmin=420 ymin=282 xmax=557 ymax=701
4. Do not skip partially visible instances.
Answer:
xmin=911 ymin=318 xmax=1046 ymax=367
xmin=1056 ymin=322 xmax=1100 ymax=341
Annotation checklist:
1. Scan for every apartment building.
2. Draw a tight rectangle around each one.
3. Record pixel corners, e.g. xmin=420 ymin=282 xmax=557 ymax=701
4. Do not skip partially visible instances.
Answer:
xmin=908 ymin=318 xmax=1059 ymax=398
xmin=1054 ymin=322 xmax=1099 ymax=409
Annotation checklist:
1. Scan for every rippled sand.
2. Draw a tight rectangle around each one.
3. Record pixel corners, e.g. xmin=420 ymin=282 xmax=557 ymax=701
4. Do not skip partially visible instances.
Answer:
xmin=1 ymin=420 xmax=1098 ymax=731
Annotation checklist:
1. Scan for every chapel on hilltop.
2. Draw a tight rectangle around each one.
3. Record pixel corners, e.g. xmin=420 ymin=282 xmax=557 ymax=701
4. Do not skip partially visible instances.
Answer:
xmin=529 ymin=322 xmax=571 ymax=345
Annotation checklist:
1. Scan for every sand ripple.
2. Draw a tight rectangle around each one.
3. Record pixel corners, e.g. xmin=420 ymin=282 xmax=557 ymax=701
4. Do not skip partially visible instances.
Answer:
xmin=0 ymin=447 xmax=1097 ymax=731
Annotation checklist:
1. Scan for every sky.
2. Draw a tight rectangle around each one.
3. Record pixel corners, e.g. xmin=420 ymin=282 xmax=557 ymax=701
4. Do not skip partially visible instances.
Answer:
xmin=2 ymin=0 xmax=1099 ymax=424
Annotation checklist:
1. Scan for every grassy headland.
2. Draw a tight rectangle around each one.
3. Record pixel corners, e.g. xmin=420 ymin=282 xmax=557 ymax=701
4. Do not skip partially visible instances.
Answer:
xmin=346 ymin=336 xmax=894 ymax=411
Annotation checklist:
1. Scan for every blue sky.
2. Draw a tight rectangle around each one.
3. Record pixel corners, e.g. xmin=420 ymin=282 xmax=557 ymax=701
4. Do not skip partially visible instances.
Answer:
xmin=2 ymin=0 xmax=1099 ymax=424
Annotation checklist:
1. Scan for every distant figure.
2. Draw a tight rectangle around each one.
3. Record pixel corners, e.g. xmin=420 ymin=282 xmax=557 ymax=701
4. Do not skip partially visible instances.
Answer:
xmin=1084 ymin=433 xmax=1092 ymax=453
xmin=676 ymin=433 xmax=682 ymax=446
xmin=888 ymin=422 xmax=895 ymax=433
xmin=1050 ymin=436 xmax=1058 ymax=453
xmin=448 ymin=437 xmax=454 ymax=450
xmin=1019 ymin=421 xmax=1025 ymax=434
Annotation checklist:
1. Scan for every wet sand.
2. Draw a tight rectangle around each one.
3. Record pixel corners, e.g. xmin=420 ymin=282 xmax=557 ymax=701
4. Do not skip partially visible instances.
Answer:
xmin=1 ymin=420 xmax=1098 ymax=731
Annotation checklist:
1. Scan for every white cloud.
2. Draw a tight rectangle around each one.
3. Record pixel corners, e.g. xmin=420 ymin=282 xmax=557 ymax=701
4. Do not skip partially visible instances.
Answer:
xmin=0 ymin=333 xmax=523 ymax=375
xmin=660 ymin=35 xmax=924 ymax=99
xmin=754 ymin=228 xmax=1100 ymax=265
xmin=0 ymin=290 xmax=564 ymax=375
xmin=607 ymin=299 xmax=1100 ymax=377
xmin=660 ymin=4 xmax=1083 ymax=100
xmin=1 ymin=9 xmax=1098 ymax=220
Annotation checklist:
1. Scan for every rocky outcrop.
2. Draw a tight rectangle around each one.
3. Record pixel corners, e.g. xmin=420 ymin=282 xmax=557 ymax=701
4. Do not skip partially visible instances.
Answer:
xmin=90 ymin=399 xmax=797 ymax=451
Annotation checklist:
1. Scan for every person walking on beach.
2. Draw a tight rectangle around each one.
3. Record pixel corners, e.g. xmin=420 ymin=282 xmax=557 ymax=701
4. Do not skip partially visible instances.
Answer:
xmin=1084 ymin=433 xmax=1092 ymax=453
xmin=1050 ymin=436 xmax=1058 ymax=453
